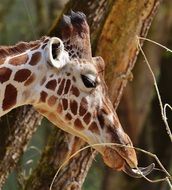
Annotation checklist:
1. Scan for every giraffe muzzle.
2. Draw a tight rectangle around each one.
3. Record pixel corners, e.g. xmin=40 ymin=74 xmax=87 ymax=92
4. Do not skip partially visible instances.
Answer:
xmin=103 ymin=147 xmax=155 ymax=178
xmin=101 ymin=121 xmax=155 ymax=178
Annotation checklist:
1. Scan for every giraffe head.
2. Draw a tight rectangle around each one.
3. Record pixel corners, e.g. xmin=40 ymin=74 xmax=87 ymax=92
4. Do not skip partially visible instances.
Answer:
xmin=0 ymin=12 xmax=154 ymax=177
xmin=34 ymin=11 xmax=154 ymax=177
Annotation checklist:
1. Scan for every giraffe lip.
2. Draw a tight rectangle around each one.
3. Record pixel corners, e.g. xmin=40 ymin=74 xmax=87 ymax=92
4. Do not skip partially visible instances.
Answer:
xmin=123 ymin=163 xmax=155 ymax=178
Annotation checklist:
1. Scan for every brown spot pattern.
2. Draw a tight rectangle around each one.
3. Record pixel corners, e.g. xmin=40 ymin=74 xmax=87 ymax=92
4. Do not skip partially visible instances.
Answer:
xmin=22 ymin=90 xmax=30 ymax=101
xmin=72 ymin=76 xmax=76 ymax=82
xmin=9 ymin=53 xmax=28 ymax=65
xmin=48 ymin=95 xmax=57 ymax=106
xmin=57 ymin=79 xmax=65 ymax=95
xmin=102 ymin=104 xmax=111 ymax=115
xmin=64 ymin=79 xmax=71 ymax=94
xmin=65 ymin=113 xmax=72 ymax=120
xmin=74 ymin=118 xmax=84 ymax=130
xmin=58 ymin=78 xmax=61 ymax=83
xmin=32 ymin=44 xmax=41 ymax=50
xmin=29 ymin=52 xmax=41 ymax=66
xmin=71 ymin=86 xmax=80 ymax=97
xmin=89 ymin=122 xmax=100 ymax=135
xmin=24 ymin=73 xmax=35 ymax=86
xmin=14 ymin=69 xmax=31 ymax=82
xmin=83 ymin=112 xmax=91 ymax=125
xmin=0 ymin=58 xmax=5 ymax=65
xmin=40 ymin=91 xmax=48 ymax=102
xmin=57 ymin=102 xmax=62 ymax=113
xmin=0 ymin=67 xmax=12 ymax=83
xmin=2 ymin=84 xmax=17 ymax=111
xmin=37 ymin=108 xmax=47 ymax=115
xmin=42 ymin=43 xmax=47 ymax=49
xmin=79 ymin=97 xmax=88 ymax=116
xmin=62 ymin=98 xmax=68 ymax=110
xmin=46 ymin=79 xmax=57 ymax=91
xmin=44 ymin=38 xmax=49 ymax=43
xmin=97 ymin=112 xmax=105 ymax=128
xmin=40 ymin=76 xmax=47 ymax=85
xmin=70 ymin=100 xmax=78 ymax=115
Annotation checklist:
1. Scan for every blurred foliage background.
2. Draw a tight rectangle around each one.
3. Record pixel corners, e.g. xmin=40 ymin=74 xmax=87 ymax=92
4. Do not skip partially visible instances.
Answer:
xmin=0 ymin=0 xmax=172 ymax=190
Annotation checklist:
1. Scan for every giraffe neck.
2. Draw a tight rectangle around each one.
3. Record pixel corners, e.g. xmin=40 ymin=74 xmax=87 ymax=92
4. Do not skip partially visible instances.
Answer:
xmin=0 ymin=37 xmax=49 ymax=117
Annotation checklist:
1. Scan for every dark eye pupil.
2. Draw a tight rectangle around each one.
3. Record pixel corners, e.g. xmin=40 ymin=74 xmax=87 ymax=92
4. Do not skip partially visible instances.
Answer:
xmin=81 ymin=74 xmax=96 ymax=88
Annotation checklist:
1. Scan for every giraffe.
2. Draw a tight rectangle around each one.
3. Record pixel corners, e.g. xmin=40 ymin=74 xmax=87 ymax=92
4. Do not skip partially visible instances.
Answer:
xmin=0 ymin=11 xmax=154 ymax=178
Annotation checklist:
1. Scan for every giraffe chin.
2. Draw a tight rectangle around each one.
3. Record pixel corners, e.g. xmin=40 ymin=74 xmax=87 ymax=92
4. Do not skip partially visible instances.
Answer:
xmin=103 ymin=147 xmax=125 ymax=171
xmin=102 ymin=148 xmax=155 ymax=178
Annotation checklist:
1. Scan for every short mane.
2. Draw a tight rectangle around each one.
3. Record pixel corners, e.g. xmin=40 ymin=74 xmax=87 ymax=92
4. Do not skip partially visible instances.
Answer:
xmin=0 ymin=36 xmax=48 ymax=59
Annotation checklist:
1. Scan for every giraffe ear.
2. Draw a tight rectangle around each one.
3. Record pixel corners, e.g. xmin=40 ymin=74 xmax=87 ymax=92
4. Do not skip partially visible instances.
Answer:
xmin=46 ymin=37 xmax=69 ymax=69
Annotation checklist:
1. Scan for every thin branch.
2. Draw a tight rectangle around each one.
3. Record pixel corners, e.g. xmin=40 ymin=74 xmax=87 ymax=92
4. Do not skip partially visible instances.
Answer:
xmin=137 ymin=36 xmax=172 ymax=142
xmin=50 ymin=142 xmax=172 ymax=190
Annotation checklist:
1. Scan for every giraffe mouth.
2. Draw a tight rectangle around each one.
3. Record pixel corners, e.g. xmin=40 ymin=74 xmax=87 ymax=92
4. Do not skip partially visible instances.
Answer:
xmin=103 ymin=147 xmax=154 ymax=178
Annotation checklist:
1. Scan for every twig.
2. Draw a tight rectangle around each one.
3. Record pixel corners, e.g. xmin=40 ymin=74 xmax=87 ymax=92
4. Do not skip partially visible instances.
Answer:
xmin=137 ymin=36 xmax=172 ymax=142
xmin=49 ymin=143 xmax=172 ymax=190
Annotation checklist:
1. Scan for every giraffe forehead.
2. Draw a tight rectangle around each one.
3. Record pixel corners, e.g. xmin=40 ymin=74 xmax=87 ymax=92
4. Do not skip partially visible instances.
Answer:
xmin=67 ymin=59 xmax=97 ymax=75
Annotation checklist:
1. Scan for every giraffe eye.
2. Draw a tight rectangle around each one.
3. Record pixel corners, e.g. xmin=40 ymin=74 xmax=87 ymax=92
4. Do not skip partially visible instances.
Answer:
xmin=81 ymin=74 xmax=97 ymax=88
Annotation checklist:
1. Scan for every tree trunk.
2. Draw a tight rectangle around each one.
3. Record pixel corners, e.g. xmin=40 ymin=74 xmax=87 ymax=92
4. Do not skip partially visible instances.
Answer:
xmin=0 ymin=0 xmax=161 ymax=189
xmin=101 ymin=1 xmax=172 ymax=189
xmin=0 ymin=106 xmax=42 ymax=188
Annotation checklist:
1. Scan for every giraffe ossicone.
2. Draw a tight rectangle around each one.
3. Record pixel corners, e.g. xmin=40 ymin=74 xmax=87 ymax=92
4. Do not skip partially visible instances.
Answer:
xmin=0 ymin=11 xmax=154 ymax=178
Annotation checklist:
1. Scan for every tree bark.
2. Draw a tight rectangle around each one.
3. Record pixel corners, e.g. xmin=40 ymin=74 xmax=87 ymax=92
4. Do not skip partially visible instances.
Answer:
xmin=0 ymin=0 xmax=161 ymax=189
xmin=101 ymin=1 xmax=172 ymax=189
xmin=0 ymin=106 xmax=42 ymax=188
